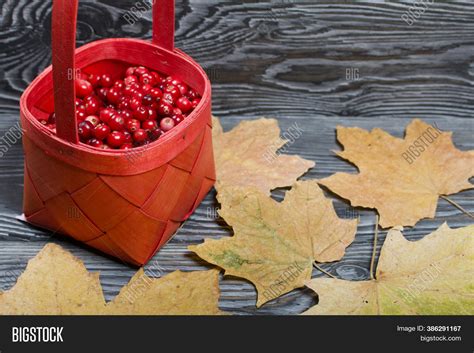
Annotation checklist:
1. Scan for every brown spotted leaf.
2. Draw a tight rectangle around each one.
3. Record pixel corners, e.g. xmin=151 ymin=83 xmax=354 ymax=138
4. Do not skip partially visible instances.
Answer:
xmin=0 ymin=244 xmax=223 ymax=315
xmin=213 ymin=116 xmax=314 ymax=195
xmin=303 ymin=223 xmax=474 ymax=315
xmin=319 ymin=119 xmax=474 ymax=228
xmin=189 ymin=180 xmax=358 ymax=307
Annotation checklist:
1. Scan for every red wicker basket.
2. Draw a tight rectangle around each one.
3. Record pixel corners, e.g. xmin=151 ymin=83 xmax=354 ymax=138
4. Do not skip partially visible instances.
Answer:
xmin=19 ymin=0 xmax=215 ymax=265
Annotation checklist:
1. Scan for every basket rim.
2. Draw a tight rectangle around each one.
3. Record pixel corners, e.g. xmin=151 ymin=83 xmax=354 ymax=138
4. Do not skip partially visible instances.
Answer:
xmin=20 ymin=38 xmax=212 ymax=176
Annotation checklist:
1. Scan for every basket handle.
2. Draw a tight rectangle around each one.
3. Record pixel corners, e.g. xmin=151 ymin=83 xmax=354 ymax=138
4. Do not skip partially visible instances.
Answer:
xmin=52 ymin=0 xmax=175 ymax=143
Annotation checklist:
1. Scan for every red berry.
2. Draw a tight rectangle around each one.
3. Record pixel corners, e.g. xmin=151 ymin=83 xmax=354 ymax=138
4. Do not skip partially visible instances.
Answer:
xmin=120 ymin=143 xmax=133 ymax=150
xmin=107 ymin=88 xmax=121 ymax=104
xmin=87 ymin=138 xmax=103 ymax=148
xmin=78 ymin=121 xmax=94 ymax=140
xmin=88 ymin=74 xmax=101 ymax=88
xmin=164 ymin=84 xmax=181 ymax=100
xmin=107 ymin=131 xmax=126 ymax=148
xmin=125 ymin=67 xmax=137 ymax=77
xmin=130 ymin=97 xmax=142 ymax=110
xmin=135 ymin=66 xmax=148 ymax=76
xmin=142 ymin=119 xmax=157 ymax=131
xmin=148 ymin=108 xmax=157 ymax=120
xmin=114 ymin=80 xmax=125 ymax=89
xmin=109 ymin=114 xmax=126 ymax=131
xmin=176 ymin=83 xmax=189 ymax=96
xmin=151 ymin=71 xmax=162 ymax=83
xmin=94 ymin=123 xmax=111 ymax=140
xmin=85 ymin=97 xmax=101 ymax=115
xmin=85 ymin=115 xmax=100 ymax=127
xmin=161 ymin=92 xmax=175 ymax=105
xmin=133 ymin=129 xmax=148 ymax=143
xmin=176 ymin=96 xmax=192 ymax=113
xmin=133 ymin=106 xmax=149 ymax=121
xmin=123 ymin=131 xmax=133 ymax=144
xmin=158 ymin=102 xmax=173 ymax=116
xmin=133 ymin=90 xmax=145 ymax=100
xmin=75 ymin=98 xmax=83 ymax=108
xmin=75 ymin=79 xmax=93 ymax=98
xmin=142 ymin=94 xmax=154 ymax=106
xmin=118 ymin=96 xmax=131 ymax=111
xmin=124 ymin=75 xmax=138 ymax=86
xmin=187 ymin=89 xmax=198 ymax=100
xmin=76 ymin=109 xmax=87 ymax=121
xmin=150 ymin=87 xmax=163 ymax=99
xmin=160 ymin=117 xmax=175 ymax=132
xmin=99 ymin=108 xmax=115 ymax=124
xmin=141 ymin=84 xmax=153 ymax=94
xmin=100 ymin=74 xmax=113 ymax=88
xmin=97 ymin=87 xmax=108 ymax=101
xmin=140 ymin=74 xmax=154 ymax=86
xmin=191 ymin=98 xmax=201 ymax=108
xmin=121 ymin=109 xmax=133 ymax=121
xmin=149 ymin=128 xmax=163 ymax=141
xmin=126 ymin=118 xmax=141 ymax=132
xmin=172 ymin=113 xmax=184 ymax=125
xmin=48 ymin=113 xmax=56 ymax=124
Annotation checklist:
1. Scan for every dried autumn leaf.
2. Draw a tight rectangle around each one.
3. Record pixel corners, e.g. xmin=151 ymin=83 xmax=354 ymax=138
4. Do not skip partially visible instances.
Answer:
xmin=319 ymin=119 xmax=474 ymax=228
xmin=0 ymin=243 xmax=223 ymax=315
xmin=189 ymin=180 xmax=358 ymax=307
xmin=0 ymin=243 xmax=105 ymax=315
xmin=213 ymin=116 xmax=314 ymax=195
xmin=107 ymin=269 xmax=223 ymax=315
xmin=303 ymin=223 xmax=474 ymax=315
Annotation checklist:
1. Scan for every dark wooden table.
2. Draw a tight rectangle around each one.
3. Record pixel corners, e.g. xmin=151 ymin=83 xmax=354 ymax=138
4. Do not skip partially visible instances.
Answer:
xmin=0 ymin=0 xmax=472 ymax=315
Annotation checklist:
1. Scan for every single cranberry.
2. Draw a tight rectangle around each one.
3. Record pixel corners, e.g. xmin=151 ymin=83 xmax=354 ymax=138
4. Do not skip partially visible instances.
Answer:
xmin=109 ymin=114 xmax=126 ymax=131
xmin=120 ymin=143 xmax=133 ymax=150
xmin=133 ymin=129 xmax=148 ymax=143
xmin=161 ymin=92 xmax=175 ymax=105
xmin=124 ymin=75 xmax=138 ymax=86
xmin=176 ymin=96 xmax=193 ymax=113
xmin=97 ymin=87 xmax=109 ymax=101
xmin=125 ymin=67 xmax=137 ymax=77
xmin=151 ymin=71 xmax=162 ymax=83
xmin=142 ymin=94 xmax=154 ymax=106
xmin=148 ymin=108 xmax=157 ymax=120
xmin=176 ymin=83 xmax=189 ymax=96
xmin=149 ymin=128 xmax=163 ymax=141
xmin=107 ymin=131 xmax=126 ymax=148
xmin=187 ymin=89 xmax=198 ymax=100
xmin=75 ymin=98 xmax=83 ymax=108
xmin=75 ymin=79 xmax=93 ymax=98
xmin=118 ymin=96 xmax=131 ymax=111
xmin=191 ymin=98 xmax=201 ymax=108
xmin=126 ymin=118 xmax=141 ymax=132
xmin=107 ymin=88 xmax=121 ymax=104
xmin=141 ymin=84 xmax=153 ymax=94
xmin=158 ymin=102 xmax=173 ymax=116
xmin=140 ymin=74 xmax=154 ymax=86
xmin=94 ymin=123 xmax=111 ymax=140
xmin=150 ymin=101 xmax=160 ymax=110
xmin=164 ymin=84 xmax=181 ymax=100
xmin=135 ymin=66 xmax=148 ymax=76
xmin=121 ymin=109 xmax=133 ymax=121
xmin=76 ymin=109 xmax=87 ymax=121
xmin=133 ymin=106 xmax=149 ymax=122
xmin=78 ymin=121 xmax=94 ymax=140
xmin=172 ymin=113 xmax=184 ymax=125
xmin=123 ymin=85 xmax=137 ymax=96
xmin=100 ymin=108 xmax=115 ymax=124
xmin=160 ymin=117 xmax=175 ymax=132
xmin=87 ymin=138 xmax=103 ymax=148
xmin=85 ymin=115 xmax=100 ymax=127
xmin=142 ymin=119 xmax=157 ymax=131
xmin=114 ymin=80 xmax=125 ymax=89
xmin=129 ymin=97 xmax=142 ymax=110
xmin=123 ymin=131 xmax=133 ymax=144
xmin=85 ymin=98 xmax=101 ymax=115
xmin=150 ymin=87 xmax=163 ymax=99
xmin=100 ymin=74 xmax=113 ymax=88
xmin=133 ymin=90 xmax=145 ymax=100
xmin=88 ymin=74 xmax=101 ymax=88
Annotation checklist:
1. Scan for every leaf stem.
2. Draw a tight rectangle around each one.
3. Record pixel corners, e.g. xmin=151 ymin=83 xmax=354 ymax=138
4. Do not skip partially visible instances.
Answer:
xmin=370 ymin=215 xmax=379 ymax=280
xmin=440 ymin=195 xmax=474 ymax=220
xmin=313 ymin=263 xmax=336 ymax=279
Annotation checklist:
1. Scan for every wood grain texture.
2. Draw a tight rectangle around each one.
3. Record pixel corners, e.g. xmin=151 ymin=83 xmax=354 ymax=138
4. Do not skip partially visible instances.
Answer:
xmin=0 ymin=0 xmax=473 ymax=315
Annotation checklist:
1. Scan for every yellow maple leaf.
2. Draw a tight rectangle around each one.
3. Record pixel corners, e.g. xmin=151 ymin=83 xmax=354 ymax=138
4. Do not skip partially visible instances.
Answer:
xmin=303 ymin=223 xmax=474 ymax=315
xmin=189 ymin=180 xmax=358 ymax=307
xmin=213 ymin=116 xmax=314 ymax=195
xmin=0 ymin=244 xmax=223 ymax=315
xmin=319 ymin=119 xmax=474 ymax=228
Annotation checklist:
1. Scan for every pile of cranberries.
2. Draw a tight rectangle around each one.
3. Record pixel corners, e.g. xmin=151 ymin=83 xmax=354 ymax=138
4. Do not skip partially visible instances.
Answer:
xmin=40 ymin=66 xmax=201 ymax=150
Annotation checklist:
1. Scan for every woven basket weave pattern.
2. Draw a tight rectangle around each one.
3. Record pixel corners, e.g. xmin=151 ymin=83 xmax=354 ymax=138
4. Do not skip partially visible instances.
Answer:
xmin=23 ymin=121 xmax=215 ymax=265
